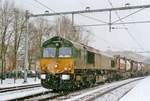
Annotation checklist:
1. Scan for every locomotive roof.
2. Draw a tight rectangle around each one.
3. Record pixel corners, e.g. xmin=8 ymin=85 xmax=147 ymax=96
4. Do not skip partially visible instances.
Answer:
xmin=42 ymin=36 xmax=73 ymax=47
xmin=43 ymin=36 xmax=114 ymax=58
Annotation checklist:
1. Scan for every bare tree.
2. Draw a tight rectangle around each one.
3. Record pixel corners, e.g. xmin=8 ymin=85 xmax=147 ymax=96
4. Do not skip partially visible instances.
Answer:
xmin=28 ymin=18 xmax=53 ymax=70
xmin=11 ymin=8 xmax=25 ymax=72
xmin=51 ymin=16 xmax=93 ymax=44
xmin=79 ymin=27 xmax=94 ymax=45
xmin=0 ymin=0 xmax=14 ymax=82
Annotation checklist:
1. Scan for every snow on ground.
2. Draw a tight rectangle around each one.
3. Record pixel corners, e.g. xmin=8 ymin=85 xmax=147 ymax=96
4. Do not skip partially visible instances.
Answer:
xmin=95 ymin=80 xmax=138 ymax=101
xmin=120 ymin=76 xmax=150 ymax=101
xmin=0 ymin=87 xmax=49 ymax=100
xmin=0 ymin=78 xmax=40 ymax=88
xmin=0 ymin=77 xmax=50 ymax=101
xmin=60 ymin=77 xmax=142 ymax=101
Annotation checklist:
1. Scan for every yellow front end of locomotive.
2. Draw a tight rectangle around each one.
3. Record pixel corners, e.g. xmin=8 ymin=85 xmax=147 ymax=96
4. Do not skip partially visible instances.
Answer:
xmin=40 ymin=58 xmax=74 ymax=74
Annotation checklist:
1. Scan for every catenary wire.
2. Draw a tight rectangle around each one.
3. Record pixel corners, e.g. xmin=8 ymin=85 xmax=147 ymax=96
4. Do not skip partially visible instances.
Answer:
xmin=31 ymin=0 xmax=146 ymax=51
xmin=33 ymin=0 xmax=56 ymax=13
xmin=74 ymin=20 xmax=150 ymax=27
xmin=33 ymin=0 xmax=108 ymax=24
xmin=107 ymin=0 xmax=145 ymax=51
xmin=112 ymin=8 xmax=146 ymax=24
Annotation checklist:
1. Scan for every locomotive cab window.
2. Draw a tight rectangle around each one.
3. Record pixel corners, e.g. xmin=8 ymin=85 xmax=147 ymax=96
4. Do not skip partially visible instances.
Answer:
xmin=59 ymin=47 xmax=72 ymax=57
xmin=87 ymin=51 xmax=95 ymax=64
xmin=43 ymin=47 xmax=56 ymax=58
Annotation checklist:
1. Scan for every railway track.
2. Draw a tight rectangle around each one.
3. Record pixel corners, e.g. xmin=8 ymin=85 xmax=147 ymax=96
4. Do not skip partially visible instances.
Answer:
xmin=24 ymin=92 xmax=64 ymax=101
xmin=52 ymin=77 xmax=144 ymax=101
xmin=21 ymin=77 xmax=143 ymax=101
xmin=85 ymin=78 xmax=140 ymax=101
xmin=0 ymin=84 xmax=41 ymax=93
xmin=23 ymin=83 xmax=105 ymax=100
xmin=0 ymin=84 xmax=51 ymax=101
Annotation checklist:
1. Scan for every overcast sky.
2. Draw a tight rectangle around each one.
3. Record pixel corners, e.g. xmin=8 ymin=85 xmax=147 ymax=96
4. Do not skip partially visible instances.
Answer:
xmin=11 ymin=0 xmax=150 ymax=56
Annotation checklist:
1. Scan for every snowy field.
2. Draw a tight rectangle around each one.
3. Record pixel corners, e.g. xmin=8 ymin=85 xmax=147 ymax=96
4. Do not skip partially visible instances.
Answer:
xmin=0 ymin=78 xmax=40 ymax=88
xmin=0 ymin=86 xmax=49 ymax=100
xmin=120 ymin=76 xmax=150 ymax=101
xmin=0 ymin=78 xmax=46 ymax=100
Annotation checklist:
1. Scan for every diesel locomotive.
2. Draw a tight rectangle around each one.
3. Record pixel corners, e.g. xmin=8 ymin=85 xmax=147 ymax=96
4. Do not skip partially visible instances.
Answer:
xmin=40 ymin=36 xmax=149 ymax=91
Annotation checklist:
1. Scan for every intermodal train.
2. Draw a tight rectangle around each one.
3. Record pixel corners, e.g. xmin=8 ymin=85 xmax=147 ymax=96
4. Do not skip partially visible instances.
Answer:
xmin=40 ymin=36 xmax=150 ymax=91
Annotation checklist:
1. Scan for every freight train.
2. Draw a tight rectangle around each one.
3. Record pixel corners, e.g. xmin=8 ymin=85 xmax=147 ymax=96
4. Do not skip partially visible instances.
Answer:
xmin=40 ymin=36 xmax=150 ymax=91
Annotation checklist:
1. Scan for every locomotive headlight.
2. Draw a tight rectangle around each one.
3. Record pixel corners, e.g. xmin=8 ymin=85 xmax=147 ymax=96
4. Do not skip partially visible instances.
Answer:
xmin=41 ymin=74 xmax=46 ymax=79
xmin=64 ymin=67 xmax=68 ymax=70
xmin=61 ymin=74 xmax=70 ymax=80
xmin=55 ymin=64 xmax=58 ymax=68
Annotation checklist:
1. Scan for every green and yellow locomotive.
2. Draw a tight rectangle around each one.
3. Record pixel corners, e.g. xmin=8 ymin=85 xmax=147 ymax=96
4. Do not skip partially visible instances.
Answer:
xmin=40 ymin=36 xmax=116 ymax=91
